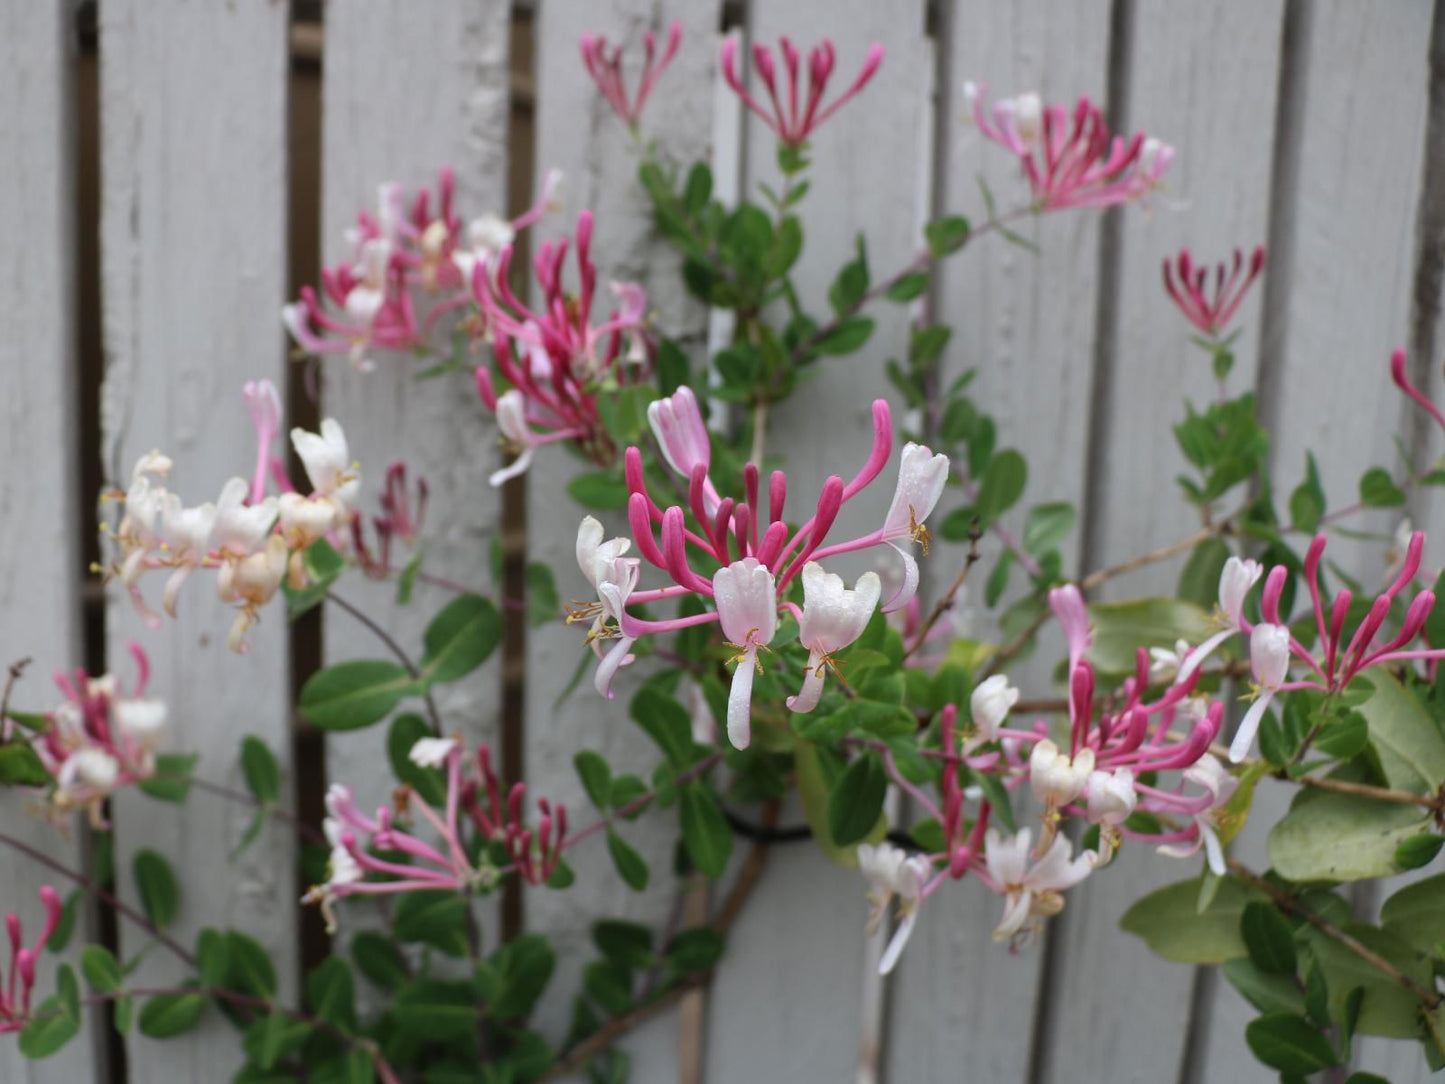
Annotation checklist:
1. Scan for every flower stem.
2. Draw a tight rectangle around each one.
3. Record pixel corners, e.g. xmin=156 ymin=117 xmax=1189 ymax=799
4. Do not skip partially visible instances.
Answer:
xmin=906 ymin=524 xmax=982 ymax=660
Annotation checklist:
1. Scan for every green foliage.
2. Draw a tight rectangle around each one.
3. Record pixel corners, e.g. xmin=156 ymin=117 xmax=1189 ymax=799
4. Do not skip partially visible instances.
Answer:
xmin=299 ymin=659 xmax=416 ymax=731
xmin=1120 ymin=876 xmax=1265 ymax=963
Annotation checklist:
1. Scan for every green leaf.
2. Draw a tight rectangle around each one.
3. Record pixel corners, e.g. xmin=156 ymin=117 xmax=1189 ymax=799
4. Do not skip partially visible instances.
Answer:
xmin=924 ymin=215 xmax=970 ymax=257
xmin=574 ymin=751 xmax=613 ymax=811
xmin=1244 ymin=1013 xmax=1339 ymax=1073
xmin=630 ymin=687 xmax=693 ymax=769
xmin=1380 ymin=872 xmax=1445 ymax=952
xmin=387 ymin=712 xmax=447 ymax=807
xmin=795 ymin=742 xmax=885 ymax=866
xmin=133 ymin=849 xmax=179 ymax=930
xmin=973 ymin=449 xmax=1027 ymax=527
xmin=1177 ymin=537 xmax=1231 ymax=611
xmin=1120 ymin=875 xmax=1266 ymax=963
xmin=1354 ymin=671 xmax=1445 ymax=791
xmin=567 ymin=471 xmax=630 ymax=510
xmin=392 ymin=890 xmax=469 ymax=957
xmin=421 ymin=593 xmax=501 ymax=685
xmin=138 ymin=991 xmax=207 ymax=1039
xmin=826 ymin=754 xmax=888 ymax=847
xmin=1223 ymin=958 xmax=1307 ymax=1016
xmin=246 ymin=1008 xmax=311 ymax=1070
xmin=1240 ymin=901 xmax=1298 ymax=975
xmin=393 ymin=979 xmax=481 ymax=1042
xmin=240 ymin=736 xmax=281 ymax=804
xmin=351 ymin=930 xmax=407 ymax=991
xmin=306 ymin=956 xmax=357 ymax=1031
xmin=1087 ymin=598 xmax=1218 ymax=676
xmin=1359 ymin=468 xmax=1406 ymax=507
xmin=137 ymin=751 xmax=199 ymax=803
xmin=196 ymin=927 xmax=229 ymax=987
xmin=669 ymin=928 xmax=725 ymax=974
xmin=656 ymin=338 xmax=690 ymax=396
xmin=1022 ymin=502 xmax=1076 ymax=556
xmin=1268 ymin=791 xmax=1433 ymax=882
xmin=283 ymin=538 xmax=346 ymax=617
xmin=0 ymin=742 xmax=52 ymax=786
xmin=1308 ymin=923 xmax=1430 ymax=1038
xmin=607 ymin=831 xmax=649 ymax=891
xmin=679 ymin=783 xmax=733 ymax=877
xmin=225 ymin=930 xmax=276 ymax=998
xmin=395 ymin=548 xmax=424 ymax=606
xmin=813 ymin=316 xmax=875 ymax=357
xmin=19 ymin=967 xmax=80 ymax=1057
xmin=526 ymin=561 xmax=560 ymax=628
xmin=81 ymin=944 xmax=122 ymax=993
xmin=1393 ymin=833 xmax=1443 ymax=871
xmin=885 ymin=272 xmax=930 ymax=302
xmin=985 ymin=550 xmax=1013 ymax=608
xmin=1289 ymin=453 xmax=1326 ymax=532
xmin=584 ymin=959 xmax=633 ymax=1015
xmin=299 ymin=659 xmax=415 ymax=731
xmin=489 ymin=933 xmax=555 ymax=1021
xmin=827 ymin=237 xmax=870 ymax=316
xmin=592 ymin=921 xmax=653 ymax=969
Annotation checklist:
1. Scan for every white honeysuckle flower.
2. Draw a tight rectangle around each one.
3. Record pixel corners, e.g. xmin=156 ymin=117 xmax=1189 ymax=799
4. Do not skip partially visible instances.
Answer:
xmin=1085 ymin=767 xmax=1137 ymax=826
xmin=985 ymin=827 xmax=1095 ymax=941
xmin=573 ymin=517 xmax=642 ymax=699
xmin=714 ymin=558 xmax=779 ymax=750
xmin=291 ymin=418 xmax=359 ymax=510
xmin=60 ymin=748 xmax=120 ymax=791
xmin=113 ymin=699 xmax=167 ymax=745
xmin=879 ymin=443 xmax=950 ymax=613
xmin=686 ymin=680 xmax=717 ymax=745
xmin=490 ymin=390 xmax=538 ymax=487
xmin=1028 ymin=739 xmax=1096 ymax=807
xmin=1229 ymin=623 xmax=1291 ymax=763
xmin=212 ymin=478 xmax=279 ymax=558
xmin=409 ymin=737 xmax=460 ymax=769
xmin=278 ymin=491 xmax=338 ymax=549
xmin=221 ymin=535 xmax=290 ymax=652
xmin=323 ymin=818 xmax=363 ymax=887
xmin=969 ymin=674 xmax=1019 ymax=747
xmin=787 ymin=563 xmax=881 ymax=714
xmin=1158 ymin=754 xmax=1239 ymax=876
xmin=344 ymin=239 xmax=391 ymax=329
xmin=575 ymin=516 xmax=631 ymax=591
xmin=158 ymin=497 xmax=218 ymax=616
xmin=858 ymin=841 xmax=933 ymax=974
xmin=1148 ymin=638 xmax=1192 ymax=681
xmin=1176 ymin=556 xmax=1263 ymax=684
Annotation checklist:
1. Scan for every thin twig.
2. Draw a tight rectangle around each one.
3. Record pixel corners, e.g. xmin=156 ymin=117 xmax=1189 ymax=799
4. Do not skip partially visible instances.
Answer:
xmin=0 ymin=657 xmax=31 ymax=730
xmin=1079 ymin=522 xmax=1228 ymax=593
xmin=158 ymin=775 xmax=327 ymax=845
xmin=325 ymin=589 xmax=444 ymax=735
xmin=906 ymin=526 xmax=982 ymax=660
xmin=979 ymin=606 xmax=1051 ymax=680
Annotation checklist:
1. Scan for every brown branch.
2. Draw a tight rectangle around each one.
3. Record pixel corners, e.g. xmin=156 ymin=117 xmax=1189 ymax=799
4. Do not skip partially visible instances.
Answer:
xmin=1079 ymin=522 xmax=1229 ymax=593
xmin=979 ymin=606 xmax=1051 ymax=681
xmin=905 ymin=527 xmax=982 ymax=661
xmin=0 ymin=656 xmax=31 ymax=729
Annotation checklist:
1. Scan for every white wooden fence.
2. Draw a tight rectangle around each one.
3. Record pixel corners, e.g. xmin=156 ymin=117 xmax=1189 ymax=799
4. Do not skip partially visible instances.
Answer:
xmin=2 ymin=0 xmax=1442 ymax=1080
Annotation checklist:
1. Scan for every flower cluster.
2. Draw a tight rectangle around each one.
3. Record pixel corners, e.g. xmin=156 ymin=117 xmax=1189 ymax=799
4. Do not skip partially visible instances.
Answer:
xmin=964 ymin=82 xmax=1173 ymax=211
xmin=471 ymin=211 xmax=650 ymax=486
xmin=0 ymin=887 xmax=61 ymax=1033
xmin=305 ymin=736 xmax=565 ymax=932
xmin=580 ymin=21 xmax=683 ymax=131
xmin=284 ymin=167 xmax=562 ymax=370
xmin=351 ymin=462 xmax=428 ymax=580
xmin=106 ymin=380 xmax=361 ymax=651
xmin=33 ymin=643 xmax=167 ymax=827
xmin=1162 ymin=246 xmax=1266 ymax=340
xmin=720 ymin=35 xmax=884 ymax=150
xmin=569 ymin=387 xmax=947 ymax=749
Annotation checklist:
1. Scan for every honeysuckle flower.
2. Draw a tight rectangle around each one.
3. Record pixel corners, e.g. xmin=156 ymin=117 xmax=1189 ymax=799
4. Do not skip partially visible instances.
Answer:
xmin=1148 ymin=638 xmax=1192 ymax=681
xmin=1085 ymin=766 xmax=1137 ymax=865
xmin=292 ymin=418 xmax=360 ymax=511
xmin=858 ymin=841 xmax=932 ymax=974
xmin=984 ymin=827 xmax=1094 ymax=941
xmin=715 ymin=558 xmax=779 ymax=749
xmin=686 ymin=680 xmax=717 ymax=745
xmin=567 ymin=517 xmax=643 ymax=698
xmin=721 ymin=35 xmax=884 ymax=149
xmin=1175 ymin=556 xmax=1262 ymax=684
xmin=964 ymin=81 xmax=1173 ymax=211
xmin=787 ymin=563 xmax=881 ymax=714
xmin=1163 ymin=246 xmax=1266 ymax=341
xmin=0 ymin=887 xmax=62 ymax=1032
xmin=452 ymin=169 xmax=563 ymax=282
xmin=581 ymin=21 xmax=683 ymax=131
xmin=1155 ymin=755 xmax=1239 ymax=876
xmin=158 ymin=496 xmax=218 ymax=617
xmin=648 ymin=386 xmax=721 ymax=517
xmin=1048 ymin=583 xmax=1092 ymax=678
xmin=242 ymin=379 xmax=281 ymax=503
xmin=1029 ymin=739 xmax=1095 ymax=807
xmin=968 ymin=674 xmax=1019 ymax=747
xmin=1229 ymin=623 xmax=1290 ymax=762
xmin=878 ymin=443 xmax=949 ymax=613
xmin=409 ymin=736 xmax=460 ymax=769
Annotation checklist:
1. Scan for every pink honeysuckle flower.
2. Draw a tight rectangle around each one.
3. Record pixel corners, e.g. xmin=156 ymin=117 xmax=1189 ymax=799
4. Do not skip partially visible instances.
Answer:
xmin=1228 ymin=623 xmax=1291 ymax=762
xmin=0 ymin=886 xmax=62 ymax=1033
xmin=1392 ymin=347 xmax=1445 ymax=437
xmin=242 ymin=379 xmax=281 ymax=504
xmin=1048 ymin=583 xmax=1092 ymax=679
xmin=964 ymin=81 xmax=1174 ymax=212
xmin=580 ymin=21 xmax=683 ymax=131
xmin=968 ymin=674 xmax=1019 ymax=749
xmin=983 ymin=827 xmax=1094 ymax=942
xmin=1163 ymin=245 xmax=1266 ymax=340
xmin=1029 ymin=739 xmax=1095 ymax=808
xmin=648 ymin=386 xmax=721 ymax=517
xmin=721 ymin=36 xmax=884 ymax=150
xmin=714 ymin=558 xmax=779 ymax=749
xmin=876 ymin=443 xmax=950 ymax=613
xmin=1153 ymin=754 xmax=1239 ymax=876
xmin=858 ymin=841 xmax=933 ymax=975
xmin=568 ymin=516 xmax=643 ymax=699
xmin=292 ymin=418 xmax=360 ymax=512
xmin=787 ymin=562 xmax=880 ymax=714
xmin=453 ymin=168 xmax=564 ymax=283
xmin=36 ymin=644 xmax=166 ymax=826
xmin=1174 ymin=555 xmax=1262 ymax=684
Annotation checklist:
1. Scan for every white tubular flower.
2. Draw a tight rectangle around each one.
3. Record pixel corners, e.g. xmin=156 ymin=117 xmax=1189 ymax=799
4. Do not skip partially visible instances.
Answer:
xmin=575 ymin=516 xmax=631 ymax=591
xmin=787 ymin=563 xmax=881 ymax=714
xmin=1229 ymin=623 xmax=1291 ymax=763
xmin=1028 ymin=739 xmax=1096 ymax=807
xmin=985 ymin=827 xmax=1095 ymax=941
xmin=1158 ymin=755 xmax=1240 ymax=876
xmin=573 ymin=517 xmax=641 ymax=699
xmin=292 ymin=418 xmax=359 ymax=511
xmin=222 ymin=535 xmax=290 ymax=653
xmin=159 ymin=497 xmax=218 ymax=617
xmin=713 ymin=558 xmax=779 ymax=750
xmin=1085 ymin=767 xmax=1137 ymax=826
xmin=323 ymin=818 xmax=363 ymax=887
xmin=1148 ymin=639 xmax=1192 ymax=681
xmin=409 ymin=737 xmax=460 ymax=769
xmin=489 ymin=390 xmax=539 ymax=487
xmin=278 ymin=491 xmax=338 ymax=550
xmin=879 ymin=443 xmax=950 ymax=613
xmin=969 ymin=674 xmax=1019 ymax=746
xmin=113 ymin=699 xmax=168 ymax=747
xmin=59 ymin=749 xmax=120 ymax=792
xmin=858 ymin=842 xmax=933 ymax=975
xmin=1176 ymin=556 xmax=1263 ymax=684
xmin=212 ymin=478 xmax=279 ymax=560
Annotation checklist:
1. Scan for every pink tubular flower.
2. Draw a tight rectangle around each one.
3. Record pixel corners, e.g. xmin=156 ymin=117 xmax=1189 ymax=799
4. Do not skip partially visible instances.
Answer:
xmin=721 ymin=36 xmax=884 ymax=149
xmin=787 ymin=562 xmax=881 ymax=714
xmin=1163 ymin=246 xmax=1266 ymax=340
xmin=581 ymin=21 xmax=682 ymax=130
xmin=964 ymin=81 xmax=1173 ymax=211
xmin=0 ymin=886 xmax=62 ymax=1032
xmin=35 ymin=643 xmax=167 ymax=827
xmin=352 ymin=462 xmax=429 ymax=579
xmin=715 ymin=558 xmax=780 ymax=749
xmin=1173 ymin=555 xmax=1263 ymax=684
xmin=305 ymin=737 xmax=565 ymax=932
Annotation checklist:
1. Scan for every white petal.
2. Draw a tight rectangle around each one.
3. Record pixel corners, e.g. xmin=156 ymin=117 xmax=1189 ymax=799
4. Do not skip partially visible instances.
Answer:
xmin=726 ymin=648 xmax=757 ymax=749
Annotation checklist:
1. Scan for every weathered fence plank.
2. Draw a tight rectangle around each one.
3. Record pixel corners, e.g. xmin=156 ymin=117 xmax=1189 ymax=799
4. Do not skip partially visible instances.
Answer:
xmin=889 ymin=3 xmax=1110 ymax=1077
xmin=99 ymin=2 xmax=293 ymax=1078
xmin=317 ymin=0 xmax=511 ymax=993
xmin=1047 ymin=4 xmax=1286 ymax=1083
xmin=0 ymin=3 xmax=95 ymax=1081
xmin=527 ymin=1 xmax=721 ymax=1070
xmin=704 ymin=3 xmax=933 ymax=1081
